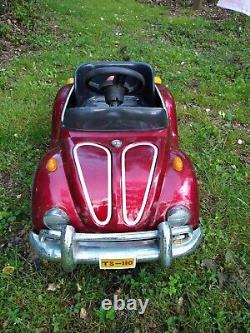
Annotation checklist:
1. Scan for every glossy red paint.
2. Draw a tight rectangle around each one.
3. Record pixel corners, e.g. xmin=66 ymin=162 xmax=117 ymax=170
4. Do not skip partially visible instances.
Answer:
xmin=122 ymin=143 xmax=157 ymax=224
xmin=32 ymin=148 xmax=82 ymax=233
xmin=32 ymin=83 xmax=199 ymax=233
xmin=73 ymin=143 xmax=110 ymax=224
xmin=59 ymin=128 xmax=171 ymax=232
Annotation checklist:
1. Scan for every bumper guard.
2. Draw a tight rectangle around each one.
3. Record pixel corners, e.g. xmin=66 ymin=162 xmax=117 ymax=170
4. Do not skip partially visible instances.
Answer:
xmin=30 ymin=223 xmax=202 ymax=272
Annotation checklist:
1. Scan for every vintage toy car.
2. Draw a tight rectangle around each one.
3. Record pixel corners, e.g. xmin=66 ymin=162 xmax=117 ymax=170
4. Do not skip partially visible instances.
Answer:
xmin=30 ymin=61 xmax=202 ymax=272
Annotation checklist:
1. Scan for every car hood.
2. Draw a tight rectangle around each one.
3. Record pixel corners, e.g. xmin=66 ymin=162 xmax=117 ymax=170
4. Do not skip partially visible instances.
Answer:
xmin=62 ymin=130 xmax=170 ymax=232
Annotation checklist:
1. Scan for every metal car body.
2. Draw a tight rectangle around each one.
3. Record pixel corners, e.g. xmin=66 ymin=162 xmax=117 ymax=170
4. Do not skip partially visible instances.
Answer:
xmin=30 ymin=61 xmax=202 ymax=271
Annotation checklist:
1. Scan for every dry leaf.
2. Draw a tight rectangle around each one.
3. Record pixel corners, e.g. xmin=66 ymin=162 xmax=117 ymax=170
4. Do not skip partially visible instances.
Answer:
xmin=47 ymin=283 xmax=57 ymax=291
xmin=176 ymin=296 xmax=185 ymax=315
xmin=76 ymin=283 xmax=82 ymax=291
xmin=2 ymin=320 xmax=8 ymax=329
xmin=79 ymin=307 xmax=87 ymax=319
xmin=114 ymin=287 xmax=122 ymax=295
xmin=2 ymin=265 xmax=15 ymax=274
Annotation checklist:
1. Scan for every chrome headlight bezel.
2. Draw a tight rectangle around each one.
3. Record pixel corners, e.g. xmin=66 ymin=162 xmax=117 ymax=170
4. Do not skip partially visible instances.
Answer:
xmin=43 ymin=208 xmax=69 ymax=230
xmin=167 ymin=205 xmax=191 ymax=227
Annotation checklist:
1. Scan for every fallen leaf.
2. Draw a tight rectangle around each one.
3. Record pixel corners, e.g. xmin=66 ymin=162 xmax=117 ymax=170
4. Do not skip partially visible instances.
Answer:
xmin=176 ymin=296 xmax=185 ymax=315
xmin=2 ymin=265 xmax=15 ymax=274
xmin=114 ymin=287 xmax=122 ymax=295
xmin=80 ymin=307 xmax=87 ymax=319
xmin=76 ymin=283 xmax=82 ymax=291
xmin=47 ymin=283 xmax=57 ymax=291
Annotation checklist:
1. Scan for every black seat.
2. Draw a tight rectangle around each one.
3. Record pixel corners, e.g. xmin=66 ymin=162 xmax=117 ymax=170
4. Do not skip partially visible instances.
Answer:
xmin=74 ymin=62 xmax=156 ymax=107
xmin=63 ymin=107 xmax=168 ymax=131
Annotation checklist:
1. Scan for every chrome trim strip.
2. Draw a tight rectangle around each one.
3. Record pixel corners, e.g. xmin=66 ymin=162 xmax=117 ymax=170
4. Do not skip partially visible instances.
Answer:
xmin=39 ymin=229 xmax=158 ymax=242
xmin=61 ymin=85 xmax=74 ymax=123
xmin=73 ymin=143 xmax=112 ymax=226
xmin=38 ymin=226 xmax=192 ymax=242
xmin=121 ymin=143 xmax=158 ymax=226
xmin=155 ymin=84 xmax=166 ymax=110
xmin=75 ymin=230 xmax=158 ymax=242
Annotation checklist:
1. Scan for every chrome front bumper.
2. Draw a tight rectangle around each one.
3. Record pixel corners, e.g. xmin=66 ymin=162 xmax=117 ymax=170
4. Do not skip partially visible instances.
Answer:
xmin=30 ymin=223 xmax=202 ymax=272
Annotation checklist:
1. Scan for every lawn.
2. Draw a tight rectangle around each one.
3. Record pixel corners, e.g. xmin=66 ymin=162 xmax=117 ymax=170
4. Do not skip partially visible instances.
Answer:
xmin=0 ymin=0 xmax=249 ymax=332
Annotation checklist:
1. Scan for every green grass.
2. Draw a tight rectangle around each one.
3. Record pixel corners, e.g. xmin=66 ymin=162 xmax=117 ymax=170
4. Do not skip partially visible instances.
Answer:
xmin=0 ymin=1 xmax=249 ymax=332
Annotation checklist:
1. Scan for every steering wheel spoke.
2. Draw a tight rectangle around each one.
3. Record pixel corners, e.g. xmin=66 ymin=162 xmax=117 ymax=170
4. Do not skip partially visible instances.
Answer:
xmin=88 ymin=81 xmax=100 ymax=91
xmin=123 ymin=81 xmax=138 ymax=94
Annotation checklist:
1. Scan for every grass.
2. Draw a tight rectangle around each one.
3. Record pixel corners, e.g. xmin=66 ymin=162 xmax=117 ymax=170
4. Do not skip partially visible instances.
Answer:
xmin=0 ymin=0 xmax=249 ymax=332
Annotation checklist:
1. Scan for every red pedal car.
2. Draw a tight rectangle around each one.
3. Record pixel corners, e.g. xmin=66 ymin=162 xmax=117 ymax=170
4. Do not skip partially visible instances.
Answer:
xmin=30 ymin=62 xmax=202 ymax=272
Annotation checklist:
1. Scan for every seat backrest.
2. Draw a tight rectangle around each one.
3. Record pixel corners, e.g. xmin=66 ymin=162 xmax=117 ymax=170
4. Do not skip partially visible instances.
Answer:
xmin=63 ymin=106 xmax=168 ymax=131
xmin=74 ymin=62 xmax=156 ymax=107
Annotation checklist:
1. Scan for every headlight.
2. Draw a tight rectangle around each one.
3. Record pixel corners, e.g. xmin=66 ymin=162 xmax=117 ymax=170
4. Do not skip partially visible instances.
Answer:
xmin=43 ymin=208 xmax=69 ymax=230
xmin=167 ymin=205 xmax=191 ymax=227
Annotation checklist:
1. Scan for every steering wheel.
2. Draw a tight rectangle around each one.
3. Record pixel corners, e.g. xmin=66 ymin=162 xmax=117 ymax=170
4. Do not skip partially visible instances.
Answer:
xmin=84 ymin=67 xmax=146 ymax=106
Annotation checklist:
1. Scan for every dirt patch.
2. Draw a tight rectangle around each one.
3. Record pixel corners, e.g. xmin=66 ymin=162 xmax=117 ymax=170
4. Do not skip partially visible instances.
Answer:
xmin=0 ymin=12 xmax=37 ymax=69
xmin=0 ymin=2 xmax=61 ymax=70
xmin=240 ymin=154 xmax=250 ymax=166
xmin=232 ymin=121 xmax=250 ymax=134
xmin=139 ymin=0 xmax=237 ymax=20
xmin=0 ymin=38 xmax=35 ymax=69
xmin=0 ymin=171 xmax=14 ymax=189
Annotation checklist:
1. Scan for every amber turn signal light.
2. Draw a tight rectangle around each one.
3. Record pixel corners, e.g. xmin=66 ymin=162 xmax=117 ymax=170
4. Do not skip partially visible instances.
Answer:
xmin=172 ymin=156 xmax=183 ymax=172
xmin=154 ymin=76 xmax=162 ymax=84
xmin=67 ymin=77 xmax=74 ymax=84
xmin=46 ymin=158 xmax=58 ymax=172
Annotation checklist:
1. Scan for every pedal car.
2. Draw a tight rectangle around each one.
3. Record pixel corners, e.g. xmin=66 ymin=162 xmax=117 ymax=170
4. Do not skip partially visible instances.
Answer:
xmin=30 ymin=62 xmax=202 ymax=272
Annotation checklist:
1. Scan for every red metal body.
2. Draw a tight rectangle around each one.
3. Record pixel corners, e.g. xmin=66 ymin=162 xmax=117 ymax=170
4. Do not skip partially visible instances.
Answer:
xmin=32 ymin=84 xmax=199 ymax=233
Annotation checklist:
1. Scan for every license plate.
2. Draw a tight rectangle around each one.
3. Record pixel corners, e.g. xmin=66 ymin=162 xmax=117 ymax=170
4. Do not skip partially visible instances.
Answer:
xmin=99 ymin=257 xmax=136 ymax=270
